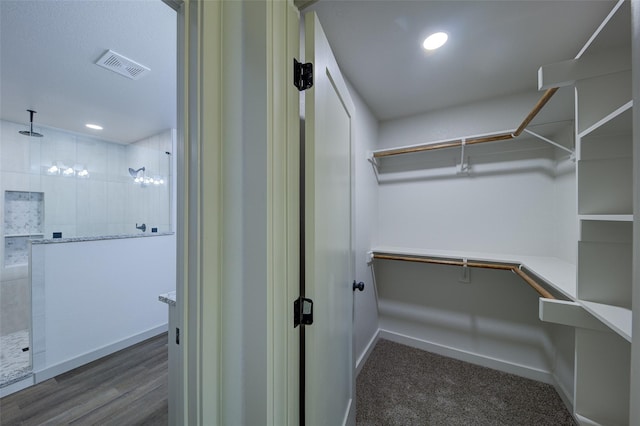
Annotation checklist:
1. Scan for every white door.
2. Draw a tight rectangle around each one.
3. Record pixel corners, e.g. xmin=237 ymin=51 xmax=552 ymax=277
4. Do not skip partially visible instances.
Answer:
xmin=304 ymin=11 xmax=356 ymax=426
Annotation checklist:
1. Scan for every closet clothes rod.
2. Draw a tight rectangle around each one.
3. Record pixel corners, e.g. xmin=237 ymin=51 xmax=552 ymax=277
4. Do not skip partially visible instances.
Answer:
xmin=372 ymin=253 xmax=556 ymax=300
xmin=373 ymin=87 xmax=559 ymax=159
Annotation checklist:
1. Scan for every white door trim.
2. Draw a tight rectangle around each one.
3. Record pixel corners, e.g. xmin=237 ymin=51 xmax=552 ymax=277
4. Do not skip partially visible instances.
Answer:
xmin=178 ymin=0 xmax=225 ymax=424
xmin=265 ymin=1 xmax=301 ymax=425
xmin=178 ymin=1 xmax=300 ymax=424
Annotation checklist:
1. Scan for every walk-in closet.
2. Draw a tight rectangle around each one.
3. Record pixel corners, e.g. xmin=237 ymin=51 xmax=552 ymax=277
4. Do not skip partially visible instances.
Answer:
xmin=308 ymin=0 xmax=638 ymax=423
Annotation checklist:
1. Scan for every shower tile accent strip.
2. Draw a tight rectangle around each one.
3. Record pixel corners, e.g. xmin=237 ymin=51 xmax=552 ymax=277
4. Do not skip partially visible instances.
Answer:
xmin=30 ymin=232 xmax=174 ymax=245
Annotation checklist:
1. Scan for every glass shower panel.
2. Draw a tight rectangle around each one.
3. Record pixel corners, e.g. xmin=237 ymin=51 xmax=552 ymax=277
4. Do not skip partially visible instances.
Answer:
xmin=0 ymin=120 xmax=41 ymax=387
xmin=35 ymin=127 xmax=173 ymax=238
xmin=125 ymin=143 xmax=172 ymax=235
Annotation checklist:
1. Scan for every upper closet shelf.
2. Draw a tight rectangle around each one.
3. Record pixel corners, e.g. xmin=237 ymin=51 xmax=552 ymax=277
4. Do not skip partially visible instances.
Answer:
xmin=369 ymin=246 xmax=576 ymax=300
xmin=369 ymin=88 xmax=573 ymax=162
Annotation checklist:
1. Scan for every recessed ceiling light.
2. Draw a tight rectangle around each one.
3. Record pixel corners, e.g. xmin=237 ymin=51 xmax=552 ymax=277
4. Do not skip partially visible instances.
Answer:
xmin=85 ymin=123 xmax=103 ymax=130
xmin=423 ymin=32 xmax=448 ymax=51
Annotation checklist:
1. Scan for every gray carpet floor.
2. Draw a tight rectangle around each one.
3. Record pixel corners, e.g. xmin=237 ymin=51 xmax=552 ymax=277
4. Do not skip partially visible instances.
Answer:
xmin=356 ymin=339 xmax=576 ymax=426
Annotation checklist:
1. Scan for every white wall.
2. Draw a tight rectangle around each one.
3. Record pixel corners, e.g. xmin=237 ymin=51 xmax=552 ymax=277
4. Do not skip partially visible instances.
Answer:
xmin=347 ymin=80 xmax=380 ymax=372
xmin=377 ymin=89 xmax=576 ymax=259
xmin=375 ymin=261 xmax=557 ymax=381
xmin=554 ymin=145 xmax=578 ymax=264
xmin=376 ymin=144 xmax=558 ymax=256
xmin=373 ymin=90 xmax=577 ymax=391
xmin=30 ymin=234 xmax=175 ymax=381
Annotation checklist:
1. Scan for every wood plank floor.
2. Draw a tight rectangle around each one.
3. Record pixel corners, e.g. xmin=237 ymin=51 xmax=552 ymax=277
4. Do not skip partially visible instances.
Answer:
xmin=0 ymin=333 xmax=168 ymax=426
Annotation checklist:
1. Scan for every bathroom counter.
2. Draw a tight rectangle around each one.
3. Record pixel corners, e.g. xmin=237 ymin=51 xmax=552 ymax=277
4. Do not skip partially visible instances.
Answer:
xmin=158 ymin=290 xmax=176 ymax=307
xmin=31 ymin=232 xmax=174 ymax=245
xmin=160 ymin=288 xmax=179 ymax=425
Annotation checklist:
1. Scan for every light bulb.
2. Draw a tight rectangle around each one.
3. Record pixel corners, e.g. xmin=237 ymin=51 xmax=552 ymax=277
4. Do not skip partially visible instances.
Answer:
xmin=423 ymin=32 xmax=448 ymax=51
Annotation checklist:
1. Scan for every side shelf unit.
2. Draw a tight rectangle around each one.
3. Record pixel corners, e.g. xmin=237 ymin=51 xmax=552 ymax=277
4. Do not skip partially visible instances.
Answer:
xmin=577 ymin=102 xmax=633 ymax=341
xmin=537 ymin=1 xmax=633 ymax=423
xmin=574 ymin=74 xmax=632 ymax=425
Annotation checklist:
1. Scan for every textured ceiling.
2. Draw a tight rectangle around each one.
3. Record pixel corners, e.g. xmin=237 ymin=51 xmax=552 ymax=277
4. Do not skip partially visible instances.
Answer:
xmin=0 ymin=0 xmax=176 ymax=144
xmin=308 ymin=0 xmax=625 ymax=121
xmin=0 ymin=1 xmax=627 ymax=144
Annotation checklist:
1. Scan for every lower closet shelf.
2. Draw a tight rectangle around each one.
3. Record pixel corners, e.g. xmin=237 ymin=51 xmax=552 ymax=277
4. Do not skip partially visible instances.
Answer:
xmin=369 ymin=246 xmax=577 ymax=300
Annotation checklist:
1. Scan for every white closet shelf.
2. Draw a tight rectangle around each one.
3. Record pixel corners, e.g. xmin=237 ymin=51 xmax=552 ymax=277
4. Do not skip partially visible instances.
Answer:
xmin=370 ymin=246 xmax=577 ymax=300
xmin=368 ymin=88 xmax=569 ymax=160
xmin=578 ymin=214 xmax=633 ymax=222
xmin=579 ymin=301 xmax=631 ymax=342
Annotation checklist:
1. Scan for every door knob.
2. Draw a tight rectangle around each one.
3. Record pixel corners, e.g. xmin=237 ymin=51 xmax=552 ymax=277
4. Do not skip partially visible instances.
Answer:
xmin=353 ymin=281 xmax=365 ymax=292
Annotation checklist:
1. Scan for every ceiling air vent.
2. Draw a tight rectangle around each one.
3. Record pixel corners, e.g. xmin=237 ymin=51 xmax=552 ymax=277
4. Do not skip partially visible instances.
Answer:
xmin=95 ymin=49 xmax=150 ymax=80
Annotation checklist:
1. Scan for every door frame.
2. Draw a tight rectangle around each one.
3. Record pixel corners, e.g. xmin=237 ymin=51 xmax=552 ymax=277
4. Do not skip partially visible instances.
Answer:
xmin=176 ymin=0 xmax=301 ymax=424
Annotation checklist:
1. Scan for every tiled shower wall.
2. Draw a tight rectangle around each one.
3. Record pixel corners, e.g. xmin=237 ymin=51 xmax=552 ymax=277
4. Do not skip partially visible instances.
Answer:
xmin=0 ymin=119 xmax=173 ymax=336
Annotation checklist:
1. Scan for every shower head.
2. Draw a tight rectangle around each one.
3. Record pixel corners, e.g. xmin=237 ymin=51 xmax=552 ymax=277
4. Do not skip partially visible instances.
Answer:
xmin=129 ymin=167 xmax=145 ymax=177
xmin=18 ymin=110 xmax=44 ymax=137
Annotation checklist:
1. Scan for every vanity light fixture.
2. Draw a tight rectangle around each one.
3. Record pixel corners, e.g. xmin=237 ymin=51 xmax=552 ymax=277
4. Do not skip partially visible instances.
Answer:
xmin=74 ymin=164 xmax=89 ymax=178
xmin=423 ymin=32 xmax=448 ymax=51
xmin=85 ymin=123 xmax=103 ymax=130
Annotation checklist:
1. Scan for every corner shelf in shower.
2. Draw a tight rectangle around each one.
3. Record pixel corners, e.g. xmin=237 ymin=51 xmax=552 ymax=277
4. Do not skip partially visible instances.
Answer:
xmin=3 ymin=191 xmax=44 ymax=268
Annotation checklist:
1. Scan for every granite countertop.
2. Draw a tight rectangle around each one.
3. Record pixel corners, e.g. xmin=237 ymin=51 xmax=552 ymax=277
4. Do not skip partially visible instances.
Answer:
xmin=158 ymin=291 xmax=176 ymax=307
xmin=31 ymin=232 xmax=174 ymax=244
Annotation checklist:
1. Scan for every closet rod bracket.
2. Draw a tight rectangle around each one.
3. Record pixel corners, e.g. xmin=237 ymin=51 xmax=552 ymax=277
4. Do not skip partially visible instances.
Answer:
xmin=457 ymin=139 xmax=470 ymax=175
xmin=366 ymin=251 xmax=374 ymax=265
xmin=459 ymin=258 xmax=470 ymax=283
xmin=367 ymin=152 xmax=379 ymax=167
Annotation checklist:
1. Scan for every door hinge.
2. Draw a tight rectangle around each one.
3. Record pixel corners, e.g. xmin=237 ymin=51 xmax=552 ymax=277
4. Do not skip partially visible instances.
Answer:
xmin=294 ymin=297 xmax=314 ymax=327
xmin=294 ymin=58 xmax=313 ymax=91
xmin=176 ymin=327 xmax=180 ymax=345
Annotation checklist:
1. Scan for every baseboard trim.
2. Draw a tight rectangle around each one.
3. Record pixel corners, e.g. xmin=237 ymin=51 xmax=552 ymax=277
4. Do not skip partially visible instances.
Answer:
xmin=551 ymin=373 xmax=574 ymax=417
xmin=379 ymin=329 xmax=554 ymax=385
xmin=34 ymin=324 xmax=168 ymax=383
xmin=356 ymin=329 xmax=380 ymax=377
xmin=574 ymin=413 xmax=601 ymax=426
xmin=0 ymin=374 xmax=34 ymax=398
